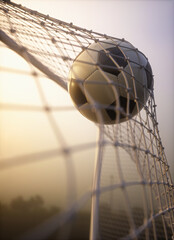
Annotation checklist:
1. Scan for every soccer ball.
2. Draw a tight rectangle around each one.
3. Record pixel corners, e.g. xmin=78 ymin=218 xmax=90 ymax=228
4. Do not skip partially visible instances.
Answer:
xmin=68 ymin=40 xmax=153 ymax=124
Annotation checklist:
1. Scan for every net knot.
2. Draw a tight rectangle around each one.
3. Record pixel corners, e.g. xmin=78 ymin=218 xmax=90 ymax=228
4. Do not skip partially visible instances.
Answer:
xmin=133 ymin=145 xmax=137 ymax=150
xmin=44 ymin=106 xmax=50 ymax=112
xmin=30 ymin=10 xmax=37 ymax=15
xmin=126 ymin=87 xmax=132 ymax=93
xmin=10 ymin=28 xmax=16 ymax=34
xmin=62 ymin=56 xmax=69 ymax=61
xmin=114 ymin=141 xmax=119 ymax=147
xmin=32 ymin=71 xmax=38 ymax=77
xmin=19 ymin=46 xmax=27 ymax=53
xmin=145 ymin=150 xmax=150 ymax=154
xmin=104 ymin=34 xmax=108 ymax=39
xmin=51 ymin=37 xmax=56 ymax=43
xmin=40 ymin=21 xmax=45 ymax=26
xmin=63 ymin=148 xmax=70 ymax=155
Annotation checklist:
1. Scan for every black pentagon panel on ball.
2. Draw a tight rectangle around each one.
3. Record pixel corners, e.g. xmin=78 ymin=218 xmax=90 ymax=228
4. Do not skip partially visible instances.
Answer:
xmin=105 ymin=101 xmax=116 ymax=120
xmin=119 ymin=96 xmax=136 ymax=114
xmin=145 ymin=61 xmax=154 ymax=90
xmin=129 ymin=99 xmax=136 ymax=114
xmin=69 ymin=80 xmax=87 ymax=107
xmin=98 ymin=47 xmax=128 ymax=77
xmin=105 ymin=96 xmax=136 ymax=121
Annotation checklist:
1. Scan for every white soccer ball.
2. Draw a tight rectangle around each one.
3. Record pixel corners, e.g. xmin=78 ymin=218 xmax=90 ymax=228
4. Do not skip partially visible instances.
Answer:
xmin=68 ymin=40 xmax=153 ymax=124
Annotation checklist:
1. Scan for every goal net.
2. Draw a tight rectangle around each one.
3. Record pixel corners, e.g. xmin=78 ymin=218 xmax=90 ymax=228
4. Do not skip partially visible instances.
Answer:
xmin=0 ymin=1 xmax=174 ymax=240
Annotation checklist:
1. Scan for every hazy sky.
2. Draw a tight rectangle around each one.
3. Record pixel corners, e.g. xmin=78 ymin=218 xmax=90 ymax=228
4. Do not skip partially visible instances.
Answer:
xmin=0 ymin=0 xmax=174 ymax=208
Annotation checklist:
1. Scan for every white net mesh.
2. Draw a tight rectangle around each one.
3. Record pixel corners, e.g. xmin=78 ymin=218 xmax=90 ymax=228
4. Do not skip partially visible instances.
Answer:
xmin=0 ymin=1 xmax=174 ymax=240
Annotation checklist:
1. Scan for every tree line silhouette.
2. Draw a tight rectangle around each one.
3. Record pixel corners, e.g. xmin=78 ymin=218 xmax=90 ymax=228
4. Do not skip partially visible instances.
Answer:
xmin=0 ymin=195 xmax=90 ymax=240
xmin=0 ymin=195 xmax=59 ymax=239
xmin=0 ymin=195 xmax=172 ymax=240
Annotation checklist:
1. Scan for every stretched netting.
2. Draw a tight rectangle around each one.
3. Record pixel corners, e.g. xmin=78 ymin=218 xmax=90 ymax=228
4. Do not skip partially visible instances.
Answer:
xmin=0 ymin=1 xmax=174 ymax=240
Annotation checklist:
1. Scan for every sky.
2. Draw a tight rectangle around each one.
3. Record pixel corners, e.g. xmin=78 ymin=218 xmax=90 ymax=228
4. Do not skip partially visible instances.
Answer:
xmin=0 ymin=0 xmax=174 ymax=209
